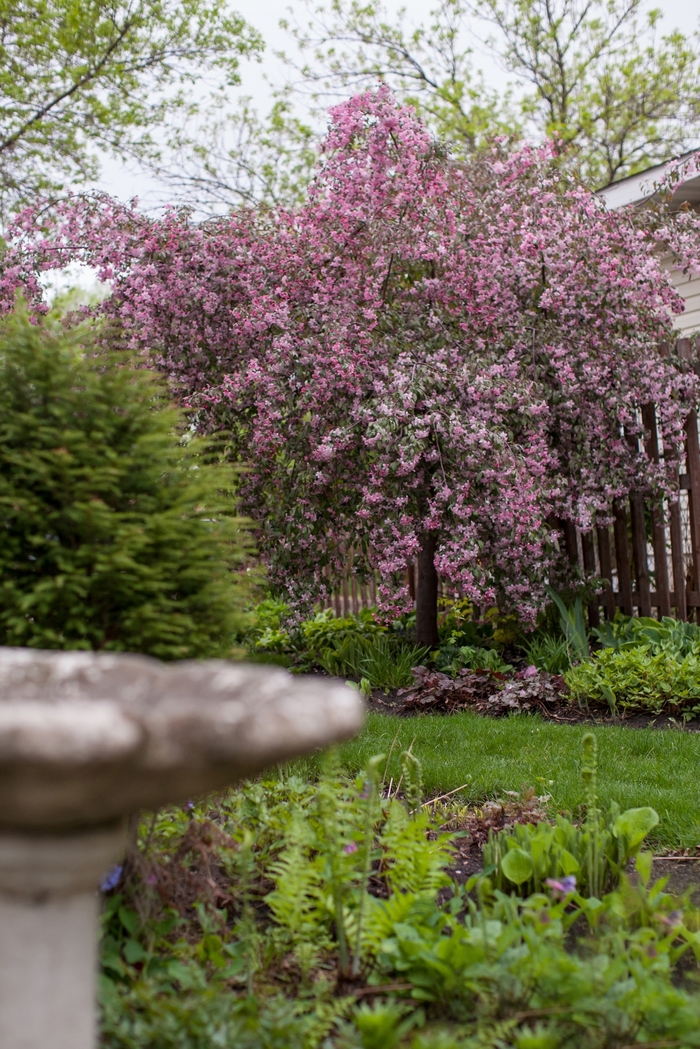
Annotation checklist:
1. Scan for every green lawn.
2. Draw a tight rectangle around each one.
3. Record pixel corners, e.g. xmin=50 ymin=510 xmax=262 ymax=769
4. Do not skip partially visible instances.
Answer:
xmin=312 ymin=712 xmax=700 ymax=852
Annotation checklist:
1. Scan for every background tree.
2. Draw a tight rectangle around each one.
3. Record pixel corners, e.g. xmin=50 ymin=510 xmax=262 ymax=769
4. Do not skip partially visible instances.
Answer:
xmin=0 ymin=0 xmax=261 ymax=220
xmin=0 ymin=307 xmax=250 ymax=657
xmin=5 ymin=91 xmax=695 ymax=643
xmin=475 ymin=0 xmax=700 ymax=186
xmin=148 ymin=90 xmax=318 ymax=212
xmin=270 ymin=0 xmax=700 ymax=189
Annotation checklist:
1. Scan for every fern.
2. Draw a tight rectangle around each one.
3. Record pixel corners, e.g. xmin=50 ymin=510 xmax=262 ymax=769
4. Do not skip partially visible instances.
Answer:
xmin=380 ymin=800 xmax=454 ymax=896
xmin=265 ymin=816 xmax=331 ymax=972
xmin=401 ymin=750 xmax=423 ymax=814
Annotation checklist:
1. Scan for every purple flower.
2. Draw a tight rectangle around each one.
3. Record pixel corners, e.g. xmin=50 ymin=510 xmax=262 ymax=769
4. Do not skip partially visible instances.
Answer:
xmin=343 ymin=841 xmax=359 ymax=854
xmin=545 ymin=875 xmax=577 ymax=897
xmin=99 ymin=864 xmax=123 ymax=893
xmin=147 ymin=872 xmax=158 ymax=886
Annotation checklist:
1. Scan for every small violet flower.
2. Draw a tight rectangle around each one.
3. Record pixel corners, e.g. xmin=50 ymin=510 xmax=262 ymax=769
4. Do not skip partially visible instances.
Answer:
xmin=343 ymin=841 xmax=359 ymax=854
xmin=99 ymin=864 xmax=123 ymax=893
xmin=545 ymin=875 xmax=577 ymax=897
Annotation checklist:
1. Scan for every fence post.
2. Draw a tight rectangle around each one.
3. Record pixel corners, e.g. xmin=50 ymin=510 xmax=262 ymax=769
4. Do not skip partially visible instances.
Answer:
xmin=581 ymin=531 xmax=599 ymax=627
xmin=629 ymin=491 xmax=651 ymax=616
xmin=642 ymin=403 xmax=671 ymax=618
xmin=596 ymin=524 xmax=616 ymax=619
xmin=613 ymin=498 xmax=633 ymax=615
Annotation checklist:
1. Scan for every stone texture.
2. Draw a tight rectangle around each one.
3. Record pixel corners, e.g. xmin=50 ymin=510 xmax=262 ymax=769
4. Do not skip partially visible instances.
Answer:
xmin=0 ymin=824 xmax=127 ymax=1049
xmin=0 ymin=649 xmax=364 ymax=830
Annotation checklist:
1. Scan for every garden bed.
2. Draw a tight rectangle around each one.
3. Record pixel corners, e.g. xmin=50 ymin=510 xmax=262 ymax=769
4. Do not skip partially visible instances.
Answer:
xmin=367 ymin=671 xmax=700 ymax=731
xmin=99 ymin=744 xmax=700 ymax=1049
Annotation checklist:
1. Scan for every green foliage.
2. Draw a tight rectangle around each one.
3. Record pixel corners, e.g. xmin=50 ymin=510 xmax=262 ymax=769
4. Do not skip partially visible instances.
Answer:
xmin=0 ymin=0 xmax=262 ymax=217
xmin=546 ymin=586 xmax=590 ymax=664
xmin=242 ymin=603 xmax=428 ymax=688
xmin=434 ymin=643 xmax=513 ymax=677
xmin=523 ymin=632 xmax=571 ymax=674
xmin=595 ymin=612 xmax=700 ymax=657
xmin=437 ymin=599 xmax=492 ymax=646
xmin=318 ymin=634 xmax=429 ymax=691
xmin=566 ymin=645 xmax=700 ymax=714
xmin=0 ymin=309 xmax=249 ymax=657
xmin=481 ymin=733 xmax=658 ymax=899
xmin=100 ymin=753 xmax=700 ymax=1049
xmin=482 ymin=805 xmax=659 ymax=899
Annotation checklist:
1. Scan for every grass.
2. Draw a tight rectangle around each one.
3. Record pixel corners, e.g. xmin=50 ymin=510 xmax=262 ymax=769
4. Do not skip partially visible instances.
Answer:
xmin=294 ymin=712 xmax=700 ymax=852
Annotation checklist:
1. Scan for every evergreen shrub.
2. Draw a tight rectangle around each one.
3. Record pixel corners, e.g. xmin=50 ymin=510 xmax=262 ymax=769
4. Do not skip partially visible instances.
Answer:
xmin=0 ymin=309 xmax=250 ymax=658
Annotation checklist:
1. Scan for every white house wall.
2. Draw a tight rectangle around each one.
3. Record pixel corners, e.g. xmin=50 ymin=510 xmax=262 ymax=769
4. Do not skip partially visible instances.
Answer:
xmin=661 ymin=256 xmax=700 ymax=335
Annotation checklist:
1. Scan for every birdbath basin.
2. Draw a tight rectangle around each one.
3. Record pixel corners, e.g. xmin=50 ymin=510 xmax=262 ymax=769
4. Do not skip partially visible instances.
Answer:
xmin=0 ymin=648 xmax=364 ymax=1049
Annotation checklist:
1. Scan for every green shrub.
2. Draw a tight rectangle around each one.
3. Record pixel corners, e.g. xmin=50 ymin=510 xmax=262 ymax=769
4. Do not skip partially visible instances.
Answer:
xmin=0 ymin=309 xmax=250 ymax=658
xmin=594 ymin=612 xmax=700 ymax=657
xmin=566 ymin=645 xmax=700 ymax=713
xmin=300 ymin=608 xmax=385 ymax=663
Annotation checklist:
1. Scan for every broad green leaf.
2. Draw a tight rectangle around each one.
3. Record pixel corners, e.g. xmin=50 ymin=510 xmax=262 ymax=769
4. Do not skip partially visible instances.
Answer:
xmin=613 ymin=807 xmax=659 ymax=848
xmin=500 ymin=848 xmax=534 ymax=885
xmin=557 ymin=849 xmax=581 ymax=877
xmin=635 ymin=851 xmax=653 ymax=887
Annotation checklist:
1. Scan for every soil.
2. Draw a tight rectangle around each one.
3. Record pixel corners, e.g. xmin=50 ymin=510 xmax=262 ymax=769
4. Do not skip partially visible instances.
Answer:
xmin=651 ymin=857 xmax=700 ymax=903
xmin=367 ymin=679 xmax=700 ymax=732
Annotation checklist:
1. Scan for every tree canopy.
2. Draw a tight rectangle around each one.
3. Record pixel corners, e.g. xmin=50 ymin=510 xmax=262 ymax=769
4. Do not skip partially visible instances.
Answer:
xmin=155 ymin=0 xmax=700 ymax=211
xmin=0 ymin=0 xmax=261 ymax=219
xmin=3 ymin=90 xmax=696 ymax=641
xmin=283 ymin=0 xmax=700 ymax=188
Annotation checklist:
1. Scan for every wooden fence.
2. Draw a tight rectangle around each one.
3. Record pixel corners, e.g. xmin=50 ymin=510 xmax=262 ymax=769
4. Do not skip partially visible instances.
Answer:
xmin=561 ymin=404 xmax=700 ymax=626
xmin=329 ymin=337 xmax=700 ymax=623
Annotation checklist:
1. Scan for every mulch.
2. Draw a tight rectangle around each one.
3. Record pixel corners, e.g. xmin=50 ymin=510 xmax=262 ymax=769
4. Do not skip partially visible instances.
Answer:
xmin=367 ymin=665 xmax=700 ymax=731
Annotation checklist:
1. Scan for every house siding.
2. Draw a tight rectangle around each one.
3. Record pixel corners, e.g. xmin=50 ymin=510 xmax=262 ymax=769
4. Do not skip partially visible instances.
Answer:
xmin=661 ymin=256 xmax=700 ymax=335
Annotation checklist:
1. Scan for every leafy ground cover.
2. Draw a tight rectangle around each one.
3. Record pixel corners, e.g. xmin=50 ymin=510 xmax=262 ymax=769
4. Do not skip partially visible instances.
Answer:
xmin=100 ymin=740 xmax=700 ymax=1049
xmin=245 ymin=598 xmax=700 ymax=720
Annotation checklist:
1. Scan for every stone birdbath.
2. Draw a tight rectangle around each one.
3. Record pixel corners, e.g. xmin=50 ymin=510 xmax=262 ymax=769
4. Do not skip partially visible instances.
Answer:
xmin=0 ymin=648 xmax=364 ymax=1049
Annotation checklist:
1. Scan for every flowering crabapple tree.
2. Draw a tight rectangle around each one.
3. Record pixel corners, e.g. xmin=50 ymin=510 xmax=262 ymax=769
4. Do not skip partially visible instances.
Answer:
xmin=1 ymin=87 xmax=698 ymax=645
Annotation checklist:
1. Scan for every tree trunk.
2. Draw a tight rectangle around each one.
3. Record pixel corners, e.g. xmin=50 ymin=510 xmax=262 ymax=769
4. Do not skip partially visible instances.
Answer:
xmin=415 ymin=532 xmax=439 ymax=648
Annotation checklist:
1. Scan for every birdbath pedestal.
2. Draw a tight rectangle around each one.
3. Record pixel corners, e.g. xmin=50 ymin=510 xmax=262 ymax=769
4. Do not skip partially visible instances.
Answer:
xmin=0 ymin=649 xmax=364 ymax=1049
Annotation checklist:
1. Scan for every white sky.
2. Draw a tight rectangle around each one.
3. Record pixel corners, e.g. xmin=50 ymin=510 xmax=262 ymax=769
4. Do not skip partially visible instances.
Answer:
xmin=93 ymin=0 xmax=700 ymax=207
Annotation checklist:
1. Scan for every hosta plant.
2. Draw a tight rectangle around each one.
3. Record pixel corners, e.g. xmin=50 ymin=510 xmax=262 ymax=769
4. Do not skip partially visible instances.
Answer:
xmin=480 ymin=734 xmax=659 ymax=898
xmin=566 ymin=645 xmax=700 ymax=714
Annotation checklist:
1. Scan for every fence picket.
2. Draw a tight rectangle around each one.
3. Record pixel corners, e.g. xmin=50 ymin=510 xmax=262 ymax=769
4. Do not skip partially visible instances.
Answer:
xmin=613 ymin=498 xmax=634 ymax=615
xmin=641 ymin=404 xmax=671 ymax=617
xmin=596 ymin=525 xmax=616 ymax=619
xmin=669 ymin=495 xmax=687 ymax=620
xmin=581 ymin=530 xmax=599 ymax=627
